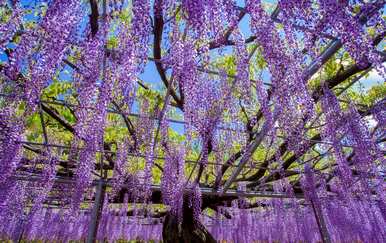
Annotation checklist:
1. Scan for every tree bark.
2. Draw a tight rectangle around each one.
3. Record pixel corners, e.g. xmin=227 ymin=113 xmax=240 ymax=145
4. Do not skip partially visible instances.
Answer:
xmin=162 ymin=194 xmax=216 ymax=243
xmin=162 ymin=212 xmax=216 ymax=243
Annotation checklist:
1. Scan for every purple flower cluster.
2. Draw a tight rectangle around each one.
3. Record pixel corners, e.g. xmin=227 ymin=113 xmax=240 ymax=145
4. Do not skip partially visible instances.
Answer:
xmin=112 ymin=139 xmax=130 ymax=196
xmin=131 ymin=0 xmax=151 ymax=71
xmin=112 ymin=24 xmax=137 ymax=106
xmin=182 ymin=0 xmax=238 ymax=39
xmin=0 ymin=206 xmax=163 ymax=242
xmin=182 ymin=0 xmax=207 ymax=36
xmin=161 ymin=144 xmax=185 ymax=221
xmin=248 ymin=0 xmax=315 ymax=153
xmin=233 ymin=29 xmax=251 ymax=100
xmin=321 ymin=87 xmax=353 ymax=191
xmin=0 ymin=2 xmax=22 ymax=51
xmin=0 ymin=179 xmax=28 ymax=241
xmin=0 ymin=105 xmax=23 ymax=184
xmin=24 ymin=155 xmax=58 ymax=231
xmin=207 ymin=197 xmax=385 ymax=242
xmin=7 ymin=0 xmax=82 ymax=110
xmin=318 ymin=0 xmax=380 ymax=68
xmin=70 ymin=17 xmax=112 ymax=213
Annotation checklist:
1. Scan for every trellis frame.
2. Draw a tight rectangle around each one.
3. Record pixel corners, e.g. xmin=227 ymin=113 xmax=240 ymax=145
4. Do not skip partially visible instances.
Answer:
xmin=1 ymin=1 xmax=385 ymax=243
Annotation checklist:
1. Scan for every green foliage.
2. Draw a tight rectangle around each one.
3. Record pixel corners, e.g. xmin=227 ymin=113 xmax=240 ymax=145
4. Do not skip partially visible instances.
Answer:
xmin=213 ymin=54 xmax=236 ymax=76
xmin=0 ymin=5 xmax=12 ymax=23
xmin=107 ymin=36 xmax=119 ymax=49
xmin=119 ymin=7 xmax=132 ymax=25
xmin=42 ymin=79 xmax=72 ymax=99
xmin=137 ymin=87 xmax=164 ymax=111
xmin=25 ymin=113 xmax=42 ymax=141
xmin=346 ymin=83 xmax=386 ymax=107
xmin=105 ymin=124 xmax=127 ymax=143
xmin=309 ymin=51 xmax=352 ymax=90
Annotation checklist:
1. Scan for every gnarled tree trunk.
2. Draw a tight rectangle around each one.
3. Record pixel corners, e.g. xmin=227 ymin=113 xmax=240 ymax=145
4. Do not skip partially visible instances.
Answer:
xmin=162 ymin=202 xmax=216 ymax=243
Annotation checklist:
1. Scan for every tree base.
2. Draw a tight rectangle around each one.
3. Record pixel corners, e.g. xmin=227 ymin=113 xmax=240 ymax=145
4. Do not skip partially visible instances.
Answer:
xmin=162 ymin=213 xmax=216 ymax=243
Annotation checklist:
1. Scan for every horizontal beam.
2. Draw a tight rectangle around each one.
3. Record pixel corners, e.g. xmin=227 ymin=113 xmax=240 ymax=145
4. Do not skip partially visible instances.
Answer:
xmin=13 ymin=175 xmax=304 ymax=199
xmin=11 ymin=140 xmax=268 ymax=170
xmin=0 ymin=93 xmax=243 ymax=133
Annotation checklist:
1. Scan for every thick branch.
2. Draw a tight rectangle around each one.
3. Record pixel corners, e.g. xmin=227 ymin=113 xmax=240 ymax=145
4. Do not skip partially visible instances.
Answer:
xmin=41 ymin=103 xmax=75 ymax=133
xmin=153 ymin=1 xmax=183 ymax=109
xmin=112 ymin=101 xmax=138 ymax=151
xmin=208 ymin=8 xmax=246 ymax=49
xmin=89 ymin=0 xmax=99 ymax=37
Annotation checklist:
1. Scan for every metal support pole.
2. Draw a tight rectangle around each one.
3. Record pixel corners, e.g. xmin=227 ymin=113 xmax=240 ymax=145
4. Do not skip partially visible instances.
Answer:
xmin=87 ymin=1 xmax=108 ymax=240
xmin=310 ymin=197 xmax=331 ymax=243
xmin=86 ymin=179 xmax=106 ymax=243
xmin=222 ymin=120 xmax=272 ymax=192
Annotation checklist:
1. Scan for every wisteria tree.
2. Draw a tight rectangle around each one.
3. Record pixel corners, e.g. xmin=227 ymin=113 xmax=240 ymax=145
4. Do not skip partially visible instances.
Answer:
xmin=0 ymin=0 xmax=385 ymax=242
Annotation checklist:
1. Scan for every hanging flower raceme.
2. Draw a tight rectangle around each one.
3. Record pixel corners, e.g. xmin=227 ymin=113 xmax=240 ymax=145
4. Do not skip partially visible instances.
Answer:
xmin=161 ymin=144 xmax=185 ymax=221
xmin=111 ymin=0 xmax=154 ymax=107
xmin=72 ymin=66 xmax=115 ymax=208
xmin=247 ymin=0 xmax=315 ymax=151
xmin=301 ymin=165 xmax=323 ymax=211
xmin=186 ymin=71 xmax=233 ymax=166
xmin=0 ymin=105 xmax=24 ymax=184
xmin=372 ymin=99 xmax=386 ymax=131
xmin=112 ymin=25 xmax=136 ymax=106
xmin=233 ymin=29 xmax=251 ymax=100
xmin=167 ymin=25 xmax=234 ymax=155
xmin=207 ymin=0 xmax=241 ymax=48
xmin=73 ymin=34 xmax=106 ymax=140
xmin=131 ymin=0 xmax=151 ymax=72
xmin=0 ymin=2 xmax=22 ymax=51
xmin=0 ymin=178 xmax=28 ymax=240
xmin=320 ymin=87 xmax=353 ymax=193
xmin=25 ymin=155 xmax=58 ymax=228
xmin=206 ymin=0 xmax=233 ymax=38
xmin=345 ymin=104 xmax=383 ymax=172
xmin=318 ymin=0 xmax=382 ymax=68
xmin=247 ymin=0 xmax=288 ymax=87
xmin=181 ymin=0 xmax=235 ymax=39
xmin=112 ymin=139 xmax=130 ymax=196
xmin=135 ymin=99 xmax=156 ymax=200
xmin=93 ymin=62 xmax=115 ymax=146
xmin=106 ymin=2 xmax=154 ymax=197
xmin=71 ymin=17 xmax=110 ymax=213
xmin=344 ymin=103 xmax=386 ymax=216
xmin=4 ymin=27 xmax=38 ymax=81
xmin=166 ymin=34 xmax=206 ymax=145
xmin=189 ymin=183 xmax=202 ymax=225
xmin=278 ymin=0 xmax=321 ymax=56
xmin=182 ymin=0 xmax=207 ymax=36
xmin=72 ymin=70 xmax=114 ymax=213
xmin=13 ymin=0 xmax=82 ymax=110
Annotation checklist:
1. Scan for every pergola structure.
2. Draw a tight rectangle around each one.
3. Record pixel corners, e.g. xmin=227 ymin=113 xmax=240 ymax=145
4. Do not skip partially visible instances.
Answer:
xmin=0 ymin=0 xmax=385 ymax=242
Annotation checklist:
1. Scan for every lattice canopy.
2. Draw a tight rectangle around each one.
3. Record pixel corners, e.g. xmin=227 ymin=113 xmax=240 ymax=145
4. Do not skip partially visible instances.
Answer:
xmin=0 ymin=0 xmax=385 ymax=242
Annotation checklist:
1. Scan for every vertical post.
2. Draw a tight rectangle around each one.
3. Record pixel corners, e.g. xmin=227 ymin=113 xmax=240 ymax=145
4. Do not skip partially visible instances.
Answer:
xmin=304 ymin=164 xmax=331 ymax=243
xmin=87 ymin=1 xmax=108 ymax=241
xmin=310 ymin=198 xmax=331 ymax=243
xmin=87 ymin=133 xmax=106 ymax=243
xmin=16 ymin=218 xmax=25 ymax=243
xmin=86 ymin=179 xmax=106 ymax=243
